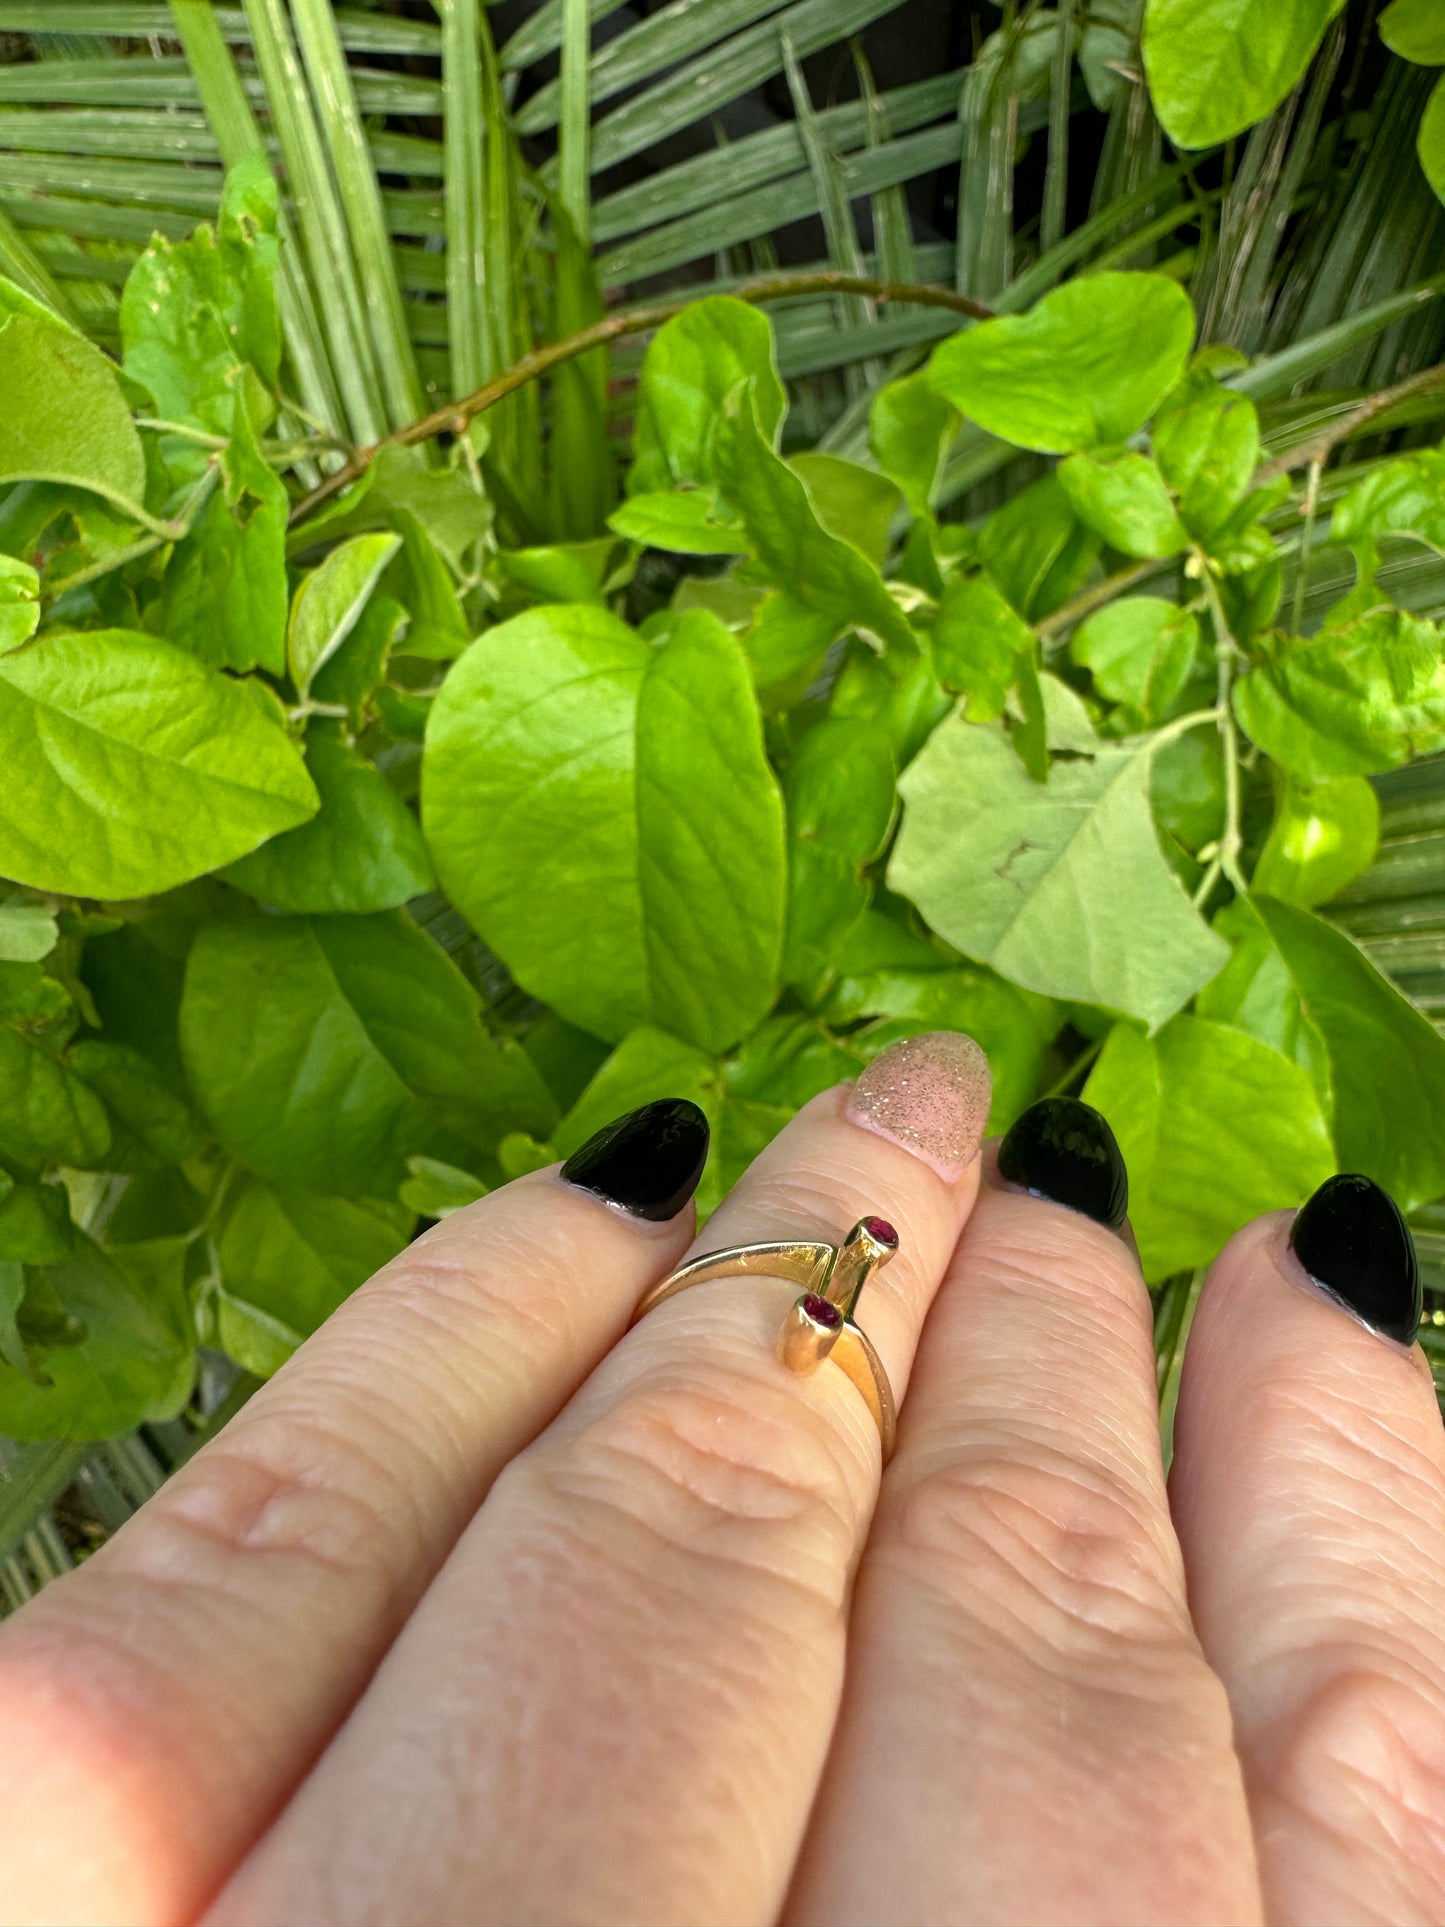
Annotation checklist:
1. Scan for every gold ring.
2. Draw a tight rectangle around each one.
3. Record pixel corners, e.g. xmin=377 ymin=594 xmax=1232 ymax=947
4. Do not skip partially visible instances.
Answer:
xmin=631 ymin=1215 xmax=900 ymax=1460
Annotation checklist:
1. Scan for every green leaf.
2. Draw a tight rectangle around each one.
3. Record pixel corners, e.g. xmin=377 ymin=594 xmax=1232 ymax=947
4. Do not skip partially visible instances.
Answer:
xmin=288 ymin=531 xmax=402 ymax=697
xmin=288 ymin=443 xmax=491 ymax=575
xmin=926 ymin=273 xmax=1195 ymax=453
xmin=781 ymin=717 xmax=895 ymax=985
xmin=710 ymin=384 xmax=914 ymax=693
xmin=977 ymin=475 xmax=1102 ymax=621
xmin=818 ymin=906 xmax=1058 ymax=1130
xmin=1083 ymin=1014 xmax=1335 ymax=1280
xmin=930 ymin=572 xmax=1034 ymax=720
xmin=1071 ymin=597 xmax=1199 ymax=724
xmin=0 ymin=1260 xmax=32 ymax=1383
xmin=498 ymin=539 xmax=623 ymax=608
xmin=222 ymin=720 xmax=434 ymax=914
xmin=786 ymin=453 xmax=904 ymax=571
xmin=0 ymin=972 xmax=111 ymax=1170
xmin=0 ymin=1181 xmax=73 ymax=1266
xmin=0 ymin=1233 xmax=193 ymax=1441
xmin=120 ymin=152 xmax=280 ymax=436
xmin=1332 ymin=448 xmax=1445 ymax=559
xmin=869 ymin=371 xmax=959 ymax=519
xmin=1195 ymin=896 xmax=1333 ymax=1106
xmin=1056 ymin=451 xmax=1188 ymax=559
xmin=0 ymin=554 xmax=38 ymax=655
xmin=66 ymin=1039 xmax=205 ymax=1172
xmin=388 ymin=508 xmax=470 ymax=661
xmin=718 ymin=1013 xmax=864 ymax=1193
xmin=158 ymin=392 xmax=287 ymax=675
xmin=607 ymin=489 xmax=749 ymax=555
xmin=1418 ymin=74 xmax=1445 ymax=207
xmin=629 ymin=295 xmax=786 ymax=495
xmin=399 ymin=1155 xmax=488 ymax=1219
xmin=1252 ymin=775 xmax=1379 ymax=906
xmin=0 ymin=630 xmax=318 ymax=899
xmin=554 ymin=1025 xmax=720 ymax=1160
xmin=181 ymin=912 xmax=556 ymax=1197
xmin=1152 ymin=369 xmax=1261 ymax=542
xmin=0 ymin=901 xmax=56 ymax=964
xmin=1233 ymin=610 xmax=1445 ymax=779
xmin=1380 ymin=0 xmax=1445 ymax=63
xmin=890 ymin=714 xmax=1228 ymax=1028
xmin=216 ymin=1176 xmax=412 ymax=1370
xmin=0 ymin=304 xmax=147 ymax=520
xmin=1141 ymin=0 xmax=1346 ymax=150
xmin=424 ymin=604 xmax=786 ymax=1054
xmin=1201 ymin=896 xmax=1445 ymax=1213
xmin=311 ymin=591 xmax=405 ymax=719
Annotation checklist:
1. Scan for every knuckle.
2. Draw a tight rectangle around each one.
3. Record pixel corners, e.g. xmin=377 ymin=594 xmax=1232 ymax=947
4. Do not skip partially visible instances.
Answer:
xmin=129 ymin=1410 xmax=418 ymax=1596
xmin=528 ymin=1371 xmax=860 ymax=1599
xmin=886 ymin=1444 xmax=1186 ymax=1651
xmin=1272 ymin=1666 xmax=1445 ymax=1899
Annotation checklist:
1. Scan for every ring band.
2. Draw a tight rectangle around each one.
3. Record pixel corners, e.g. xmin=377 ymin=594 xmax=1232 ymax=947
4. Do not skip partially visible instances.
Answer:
xmin=631 ymin=1215 xmax=901 ymax=1460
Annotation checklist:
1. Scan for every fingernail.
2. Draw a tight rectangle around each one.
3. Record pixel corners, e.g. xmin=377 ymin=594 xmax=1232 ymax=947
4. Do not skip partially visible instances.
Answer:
xmin=560 ymin=1098 xmax=710 ymax=1222
xmin=996 ymin=1097 xmax=1129 ymax=1229
xmin=1289 ymin=1173 xmax=1421 ymax=1347
xmin=845 ymin=1030 xmax=991 ymax=1180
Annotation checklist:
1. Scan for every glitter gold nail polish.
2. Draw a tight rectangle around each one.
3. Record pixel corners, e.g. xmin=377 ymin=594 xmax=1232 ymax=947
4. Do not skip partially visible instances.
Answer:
xmin=845 ymin=1030 xmax=991 ymax=1180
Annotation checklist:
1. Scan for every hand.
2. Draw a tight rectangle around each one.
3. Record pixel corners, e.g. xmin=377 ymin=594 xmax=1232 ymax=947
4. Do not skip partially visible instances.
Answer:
xmin=0 ymin=1031 xmax=1438 ymax=1927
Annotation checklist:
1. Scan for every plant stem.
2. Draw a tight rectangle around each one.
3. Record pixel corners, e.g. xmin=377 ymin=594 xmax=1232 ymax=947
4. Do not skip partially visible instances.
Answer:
xmin=288 ymin=271 xmax=996 ymax=524
xmin=1042 ymin=1034 xmax=1102 ymax=1099
xmin=1290 ymin=455 xmax=1322 ymax=635
xmin=1035 ymin=557 xmax=1159 ymax=642
xmin=1198 ymin=561 xmax=1247 ymax=892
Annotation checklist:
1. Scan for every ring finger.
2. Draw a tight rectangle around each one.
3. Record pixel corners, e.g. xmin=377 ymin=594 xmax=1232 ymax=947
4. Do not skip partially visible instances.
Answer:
xmin=206 ymin=1030 xmax=992 ymax=1927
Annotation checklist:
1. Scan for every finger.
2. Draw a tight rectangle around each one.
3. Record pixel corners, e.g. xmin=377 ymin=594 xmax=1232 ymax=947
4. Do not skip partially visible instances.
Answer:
xmin=0 ymin=1101 xmax=707 ymax=1927
xmin=789 ymin=1099 xmax=1261 ymax=1927
xmin=206 ymin=1033 xmax=992 ymax=1927
xmin=1168 ymin=1176 xmax=1445 ymax=1927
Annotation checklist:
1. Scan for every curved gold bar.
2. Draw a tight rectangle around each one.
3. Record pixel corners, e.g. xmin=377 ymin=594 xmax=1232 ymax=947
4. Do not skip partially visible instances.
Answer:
xmin=630 ymin=1221 xmax=899 ymax=1461
xmin=632 ymin=1240 xmax=834 ymax=1319
xmin=832 ymin=1323 xmax=897 ymax=1461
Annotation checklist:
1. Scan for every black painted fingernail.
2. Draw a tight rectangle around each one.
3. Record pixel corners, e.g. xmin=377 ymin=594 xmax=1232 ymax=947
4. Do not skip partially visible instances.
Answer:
xmin=997 ymin=1097 xmax=1129 ymax=1229
xmin=1290 ymin=1173 xmax=1421 ymax=1346
xmin=560 ymin=1098 xmax=709 ymax=1222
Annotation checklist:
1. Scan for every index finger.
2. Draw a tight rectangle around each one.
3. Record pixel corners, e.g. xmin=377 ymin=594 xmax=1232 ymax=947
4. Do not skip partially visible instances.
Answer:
xmin=0 ymin=1101 xmax=706 ymax=1927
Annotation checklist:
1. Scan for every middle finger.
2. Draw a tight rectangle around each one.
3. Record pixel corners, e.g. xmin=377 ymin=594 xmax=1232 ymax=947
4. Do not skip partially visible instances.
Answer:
xmin=208 ymin=1031 xmax=991 ymax=1927
xmin=790 ymin=1102 xmax=1261 ymax=1927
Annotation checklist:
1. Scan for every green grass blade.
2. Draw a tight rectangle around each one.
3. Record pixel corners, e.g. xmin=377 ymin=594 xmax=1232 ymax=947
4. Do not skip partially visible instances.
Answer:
xmin=0 ymin=1437 xmax=88 ymax=1567
xmin=242 ymin=0 xmax=385 ymax=443
xmin=1235 ymin=278 xmax=1445 ymax=401
xmin=1041 ymin=0 xmax=1074 ymax=256
xmin=855 ymin=49 xmax=917 ymax=287
xmin=440 ymin=0 xmax=490 ymax=401
xmin=0 ymin=200 xmax=79 ymax=319
xmin=597 ymin=120 xmax=971 ymax=289
xmin=573 ymin=0 xmax=910 ymax=181
xmin=498 ymin=0 xmax=620 ymax=74
xmin=0 ymin=6 xmax=443 ymax=53
xmin=782 ymin=30 xmax=875 ymax=389
xmin=291 ymin=0 xmax=422 ymax=428
xmin=590 ymin=68 xmax=962 ymax=244
xmin=557 ymin=0 xmax=591 ymax=246
xmin=518 ymin=0 xmax=791 ymax=136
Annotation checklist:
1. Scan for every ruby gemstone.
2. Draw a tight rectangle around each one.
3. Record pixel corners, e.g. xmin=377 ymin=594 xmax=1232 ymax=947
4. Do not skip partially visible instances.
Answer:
xmin=801 ymin=1293 xmax=843 ymax=1329
xmin=863 ymin=1215 xmax=898 ymax=1247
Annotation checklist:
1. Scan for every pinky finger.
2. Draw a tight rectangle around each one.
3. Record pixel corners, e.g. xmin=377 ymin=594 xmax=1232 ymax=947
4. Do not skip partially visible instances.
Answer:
xmin=1169 ymin=1177 xmax=1445 ymax=1927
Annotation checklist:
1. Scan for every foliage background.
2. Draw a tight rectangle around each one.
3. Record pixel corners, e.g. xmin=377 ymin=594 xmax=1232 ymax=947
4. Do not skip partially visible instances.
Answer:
xmin=3 ymin=0 xmax=1445 ymax=1602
